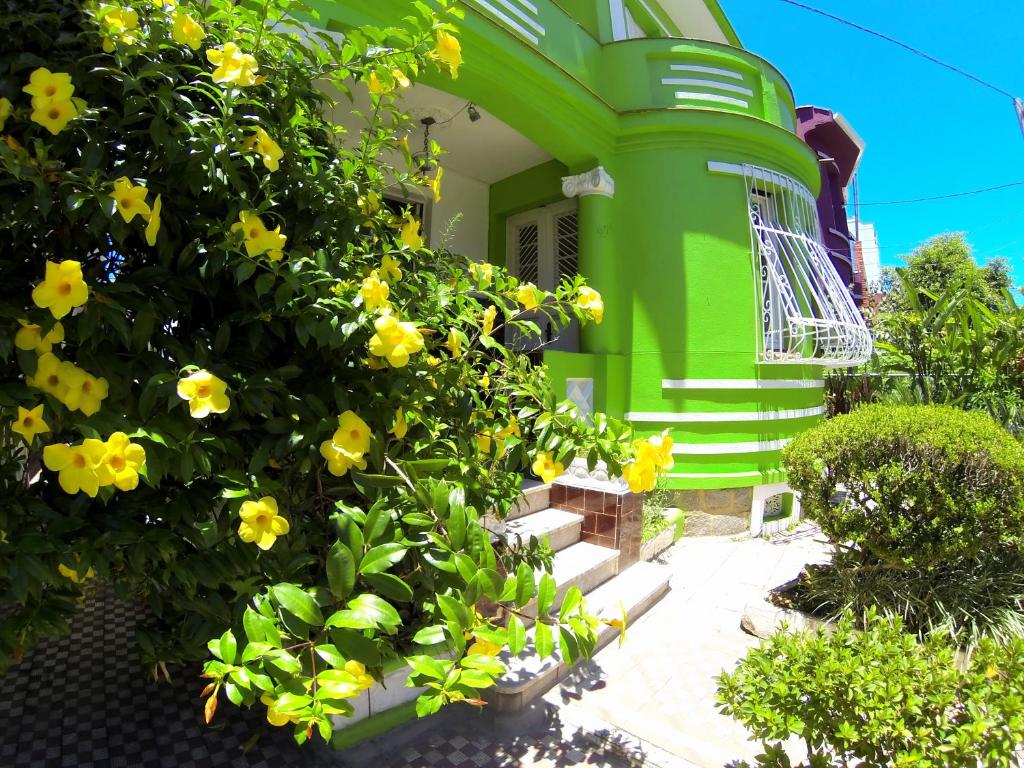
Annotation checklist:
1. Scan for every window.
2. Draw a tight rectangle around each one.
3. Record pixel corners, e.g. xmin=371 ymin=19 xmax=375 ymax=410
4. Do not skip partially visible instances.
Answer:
xmin=744 ymin=164 xmax=872 ymax=367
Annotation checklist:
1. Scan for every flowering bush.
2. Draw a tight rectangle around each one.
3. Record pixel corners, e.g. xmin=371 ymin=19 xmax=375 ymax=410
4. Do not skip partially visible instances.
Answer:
xmin=0 ymin=0 xmax=662 ymax=743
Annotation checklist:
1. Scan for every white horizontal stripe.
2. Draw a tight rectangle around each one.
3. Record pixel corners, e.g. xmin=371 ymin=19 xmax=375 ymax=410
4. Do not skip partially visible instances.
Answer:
xmin=673 ymin=439 xmax=792 ymax=455
xmin=669 ymin=63 xmax=744 ymax=81
xmin=489 ymin=0 xmax=544 ymax=35
xmin=675 ymin=91 xmax=749 ymax=108
xmin=666 ymin=471 xmax=763 ymax=479
xmin=506 ymin=0 xmax=539 ymax=15
xmin=626 ymin=406 xmax=825 ymax=423
xmin=662 ymin=78 xmax=754 ymax=97
xmin=662 ymin=379 xmax=824 ymax=390
xmin=468 ymin=0 xmax=542 ymax=43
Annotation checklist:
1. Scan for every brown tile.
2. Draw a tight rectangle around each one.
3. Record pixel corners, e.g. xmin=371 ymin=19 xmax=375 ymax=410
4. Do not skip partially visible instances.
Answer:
xmin=562 ymin=484 xmax=584 ymax=507
xmin=593 ymin=513 xmax=618 ymax=536
xmin=583 ymin=489 xmax=608 ymax=513
xmin=550 ymin=484 xmax=567 ymax=505
xmin=581 ymin=512 xmax=598 ymax=534
xmin=582 ymin=531 xmax=616 ymax=548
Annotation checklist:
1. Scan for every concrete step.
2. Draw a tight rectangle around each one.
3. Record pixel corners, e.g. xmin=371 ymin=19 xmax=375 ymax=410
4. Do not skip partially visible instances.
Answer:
xmin=507 ymin=480 xmax=551 ymax=521
xmin=490 ymin=561 xmax=672 ymax=710
xmin=505 ymin=508 xmax=584 ymax=553
xmin=546 ymin=541 xmax=619 ymax=607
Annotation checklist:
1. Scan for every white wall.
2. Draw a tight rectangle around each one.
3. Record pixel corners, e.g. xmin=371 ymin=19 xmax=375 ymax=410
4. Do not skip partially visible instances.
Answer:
xmin=429 ymin=167 xmax=489 ymax=261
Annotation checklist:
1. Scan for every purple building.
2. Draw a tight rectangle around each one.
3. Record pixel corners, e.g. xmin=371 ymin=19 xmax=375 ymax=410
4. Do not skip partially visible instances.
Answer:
xmin=796 ymin=106 xmax=866 ymax=305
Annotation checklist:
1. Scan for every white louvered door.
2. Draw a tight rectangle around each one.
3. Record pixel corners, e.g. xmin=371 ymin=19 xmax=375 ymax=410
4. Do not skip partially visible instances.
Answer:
xmin=506 ymin=199 xmax=579 ymax=352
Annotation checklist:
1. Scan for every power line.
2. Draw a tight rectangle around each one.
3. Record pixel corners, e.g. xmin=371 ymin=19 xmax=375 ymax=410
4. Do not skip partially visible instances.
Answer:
xmin=775 ymin=0 xmax=1017 ymax=100
xmin=855 ymin=181 xmax=1024 ymax=207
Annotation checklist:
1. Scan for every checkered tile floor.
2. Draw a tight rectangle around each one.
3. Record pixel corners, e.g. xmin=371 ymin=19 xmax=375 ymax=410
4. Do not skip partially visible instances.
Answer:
xmin=0 ymin=588 xmax=628 ymax=768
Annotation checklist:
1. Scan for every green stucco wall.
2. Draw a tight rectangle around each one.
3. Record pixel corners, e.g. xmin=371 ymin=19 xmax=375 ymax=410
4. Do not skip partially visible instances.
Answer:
xmin=311 ymin=0 xmax=834 ymax=491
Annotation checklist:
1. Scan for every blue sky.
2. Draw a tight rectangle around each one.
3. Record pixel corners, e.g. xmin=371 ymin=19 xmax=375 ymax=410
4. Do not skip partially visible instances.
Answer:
xmin=719 ymin=0 xmax=1024 ymax=283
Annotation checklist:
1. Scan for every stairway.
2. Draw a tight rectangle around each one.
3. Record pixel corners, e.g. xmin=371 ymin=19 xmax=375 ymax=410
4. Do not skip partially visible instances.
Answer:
xmin=488 ymin=481 xmax=672 ymax=711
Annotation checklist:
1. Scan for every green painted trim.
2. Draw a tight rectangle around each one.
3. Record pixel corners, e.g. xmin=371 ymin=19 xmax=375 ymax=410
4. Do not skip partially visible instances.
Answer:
xmin=702 ymin=0 xmax=743 ymax=47
xmin=625 ymin=0 xmax=681 ymax=37
xmin=331 ymin=701 xmax=418 ymax=751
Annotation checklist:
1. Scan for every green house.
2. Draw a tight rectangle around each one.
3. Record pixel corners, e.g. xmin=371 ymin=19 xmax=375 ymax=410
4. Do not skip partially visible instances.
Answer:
xmin=313 ymin=0 xmax=870 ymax=533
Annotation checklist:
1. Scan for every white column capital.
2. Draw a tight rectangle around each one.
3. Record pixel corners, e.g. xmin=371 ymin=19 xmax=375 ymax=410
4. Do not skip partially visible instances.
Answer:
xmin=562 ymin=166 xmax=615 ymax=199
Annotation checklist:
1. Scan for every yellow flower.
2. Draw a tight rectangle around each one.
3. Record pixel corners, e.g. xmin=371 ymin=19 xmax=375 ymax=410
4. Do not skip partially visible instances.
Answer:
xmin=368 ymin=314 xmax=425 ymax=368
xmin=0 ymin=98 xmax=11 ymax=131
xmin=516 ymin=283 xmax=541 ymax=311
xmin=480 ymin=305 xmax=497 ymax=336
xmin=171 ymin=10 xmax=205 ymax=50
xmin=31 ymin=261 xmax=89 ymax=320
xmin=622 ymin=434 xmax=673 ymax=494
xmin=28 ymin=352 xmax=69 ymax=401
xmin=648 ymin=433 xmax=675 ymax=471
xmin=623 ymin=459 xmax=657 ymax=494
xmin=445 ymin=328 xmax=462 ymax=358
xmin=43 ymin=439 xmax=111 ymax=497
xmin=206 ymin=42 xmax=259 ymax=87
xmin=480 ymin=373 xmax=490 ymax=390
xmin=432 ymin=30 xmax=462 ymax=78
xmin=476 ymin=431 xmax=492 ymax=455
xmin=238 ymin=497 xmax=289 ymax=550
xmin=380 ymin=254 xmax=402 ymax=282
xmin=400 ymin=212 xmax=424 ymax=250
xmin=344 ymin=660 xmax=376 ymax=691
xmin=359 ymin=272 xmax=390 ymax=313
xmin=430 ymin=166 xmax=444 ymax=204
xmin=30 ymin=97 xmax=78 ymax=136
xmin=31 ymin=263 xmax=88 ymax=321
xmin=100 ymin=6 xmax=140 ymax=50
xmin=391 ymin=408 xmax=408 ymax=439
xmin=11 ymin=405 xmax=49 ymax=445
xmin=58 ymin=562 xmax=96 ymax=583
xmin=143 ymin=194 xmax=162 ymax=246
xmin=110 ymin=177 xmax=150 ymax=223
xmin=601 ymin=602 xmax=629 ymax=648
xmin=495 ymin=417 xmax=520 ymax=440
xmin=232 ymin=211 xmax=287 ymax=261
xmin=366 ymin=71 xmax=388 ymax=96
xmin=176 ymin=370 xmax=230 ymax=418
xmin=60 ymin=362 xmax=109 ymax=416
xmin=576 ymin=286 xmax=604 ymax=324
xmin=260 ymin=695 xmax=299 ymax=727
xmin=468 ymin=262 xmax=493 ymax=288
xmin=531 ymin=451 xmax=564 ymax=484
xmin=23 ymin=68 xmax=74 ymax=105
xmin=15 ymin=320 xmax=64 ymax=354
xmin=333 ymin=410 xmax=371 ymax=456
xmin=242 ymin=126 xmax=283 ymax=172
xmin=319 ymin=439 xmax=367 ymax=477
xmin=100 ymin=432 xmax=146 ymax=491
xmin=359 ymin=190 xmax=381 ymax=216
xmin=467 ymin=637 xmax=502 ymax=657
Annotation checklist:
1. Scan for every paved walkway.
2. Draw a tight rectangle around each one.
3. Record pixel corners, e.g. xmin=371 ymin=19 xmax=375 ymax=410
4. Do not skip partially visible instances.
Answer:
xmin=0 ymin=527 xmax=828 ymax=768
xmin=549 ymin=525 xmax=830 ymax=767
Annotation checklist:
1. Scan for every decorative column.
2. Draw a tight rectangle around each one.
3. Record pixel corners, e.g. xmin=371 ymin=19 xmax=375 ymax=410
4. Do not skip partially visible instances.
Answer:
xmin=562 ymin=166 xmax=620 ymax=355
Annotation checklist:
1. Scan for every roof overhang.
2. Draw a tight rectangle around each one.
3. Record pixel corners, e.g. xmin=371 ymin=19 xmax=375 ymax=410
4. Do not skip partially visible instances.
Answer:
xmin=796 ymin=106 xmax=866 ymax=188
xmin=659 ymin=0 xmax=742 ymax=46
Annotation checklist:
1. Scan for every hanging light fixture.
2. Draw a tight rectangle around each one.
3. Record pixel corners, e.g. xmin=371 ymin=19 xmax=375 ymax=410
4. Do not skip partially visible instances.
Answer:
xmin=413 ymin=117 xmax=437 ymax=173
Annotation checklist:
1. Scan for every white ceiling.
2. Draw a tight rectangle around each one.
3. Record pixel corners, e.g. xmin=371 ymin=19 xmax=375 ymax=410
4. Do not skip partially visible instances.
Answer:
xmin=326 ymin=83 xmax=553 ymax=185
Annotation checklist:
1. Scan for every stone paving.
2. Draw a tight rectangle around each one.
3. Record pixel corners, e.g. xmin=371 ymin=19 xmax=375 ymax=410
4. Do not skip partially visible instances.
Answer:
xmin=547 ymin=524 xmax=831 ymax=767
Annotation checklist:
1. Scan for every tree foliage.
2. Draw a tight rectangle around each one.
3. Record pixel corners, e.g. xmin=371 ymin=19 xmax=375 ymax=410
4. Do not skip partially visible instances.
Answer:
xmin=0 ymin=0 xmax=663 ymax=743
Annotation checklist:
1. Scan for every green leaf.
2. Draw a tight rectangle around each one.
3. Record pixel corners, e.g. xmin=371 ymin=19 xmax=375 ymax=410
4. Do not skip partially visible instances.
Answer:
xmin=559 ymin=627 xmax=579 ymax=665
xmin=514 ymin=562 xmax=535 ymax=608
xmin=559 ymin=586 xmax=583 ymax=621
xmin=535 ymin=621 xmax=554 ymax=659
xmin=326 ymin=541 xmax=356 ymax=600
xmin=363 ymin=572 xmax=414 ymax=602
xmin=416 ymin=692 xmax=444 ymax=717
xmin=329 ymin=628 xmax=382 ymax=666
xmin=436 ymin=594 xmax=471 ymax=635
xmin=243 ymin=607 xmax=266 ymax=643
xmin=406 ymin=655 xmax=449 ymax=680
xmin=536 ymin=573 xmax=557 ymax=615
xmin=325 ymin=593 xmax=401 ymax=632
xmin=272 ymin=583 xmax=324 ymax=627
xmin=507 ymin=616 xmax=526 ymax=655
xmin=461 ymin=654 xmax=507 ymax=676
xmin=275 ymin=692 xmax=313 ymax=713
xmin=218 ymin=630 xmax=237 ymax=664
xmin=412 ymin=625 xmax=446 ymax=646
xmin=314 ymin=643 xmax=346 ymax=668
xmin=359 ymin=543 xmax=407 ymax=574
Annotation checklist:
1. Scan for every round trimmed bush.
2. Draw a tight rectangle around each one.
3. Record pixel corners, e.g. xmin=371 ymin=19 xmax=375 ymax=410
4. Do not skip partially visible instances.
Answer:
xmin=783 ymin=404 xmax=1024 ymax=568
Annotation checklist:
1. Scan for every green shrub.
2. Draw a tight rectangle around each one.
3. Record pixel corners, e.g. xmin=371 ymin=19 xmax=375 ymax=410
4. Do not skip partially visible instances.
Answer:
xmin=717 ymin=610 xmax=1024 ymax=767
xmin=783 ymin=404 xmax=1024 ymax=568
